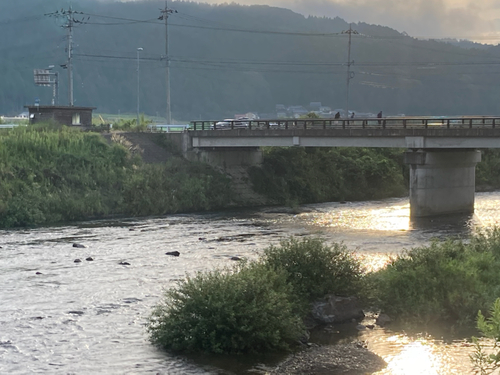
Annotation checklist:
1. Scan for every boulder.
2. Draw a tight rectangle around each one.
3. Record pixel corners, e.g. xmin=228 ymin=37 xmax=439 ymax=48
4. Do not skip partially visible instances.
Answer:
xmin=375 ymin=313 xmax=392 ymax=327
xmin=310 ymin=295 xmax=364 ymax=325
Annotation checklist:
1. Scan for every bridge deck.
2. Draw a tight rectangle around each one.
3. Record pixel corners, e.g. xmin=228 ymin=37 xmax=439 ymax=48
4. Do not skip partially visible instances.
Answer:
xmin=190 ymin=116 xmax=500 ymax=131
xmin=189 ymin=117 xmax=500 ymax=149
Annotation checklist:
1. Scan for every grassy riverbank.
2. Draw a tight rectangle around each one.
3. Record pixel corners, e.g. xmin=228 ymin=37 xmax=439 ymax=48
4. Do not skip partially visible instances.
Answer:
xmin=0 ymin=125 xmax=231 ymax=228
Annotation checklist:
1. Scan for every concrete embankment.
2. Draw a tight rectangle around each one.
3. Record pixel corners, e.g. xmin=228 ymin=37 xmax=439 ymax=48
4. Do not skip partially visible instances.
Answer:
xmin=102 ymin=131 xmax=270 ymax=207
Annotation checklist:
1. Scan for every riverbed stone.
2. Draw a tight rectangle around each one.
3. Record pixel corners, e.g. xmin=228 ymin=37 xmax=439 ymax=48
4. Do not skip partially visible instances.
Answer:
xmin=270 ymin=342 xmax=386 ymax=375
xmin=375 ymin=313 xmax=392 ymax=327
xmin=165 ymin=251 xmax=180 ymax=257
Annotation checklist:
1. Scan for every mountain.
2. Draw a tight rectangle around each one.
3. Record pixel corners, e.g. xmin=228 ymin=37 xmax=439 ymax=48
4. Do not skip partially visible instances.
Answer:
xmin=1 ymin=0 xmax=499 ymax=120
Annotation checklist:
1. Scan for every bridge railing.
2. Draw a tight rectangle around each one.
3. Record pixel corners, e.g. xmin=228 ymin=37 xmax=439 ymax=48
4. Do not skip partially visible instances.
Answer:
xmin=190 ymin=117 xmax=500 ymax=131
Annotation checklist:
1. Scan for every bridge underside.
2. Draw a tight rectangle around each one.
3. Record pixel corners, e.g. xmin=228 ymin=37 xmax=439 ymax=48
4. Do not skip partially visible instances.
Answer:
xmin=186 ymin=128 xmax=492 ymax=218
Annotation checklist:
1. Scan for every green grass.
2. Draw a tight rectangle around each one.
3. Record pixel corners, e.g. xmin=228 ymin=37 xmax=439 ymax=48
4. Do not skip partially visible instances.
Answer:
xmin=0 ymin=124 xmax=232 ymax=227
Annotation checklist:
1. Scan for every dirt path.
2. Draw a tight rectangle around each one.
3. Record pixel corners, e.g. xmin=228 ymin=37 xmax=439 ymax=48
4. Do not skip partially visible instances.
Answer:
xmin=102 ymin=132 xmax=173 ymax=163
xmin=102 ymin=132 xmax=270 ymax=206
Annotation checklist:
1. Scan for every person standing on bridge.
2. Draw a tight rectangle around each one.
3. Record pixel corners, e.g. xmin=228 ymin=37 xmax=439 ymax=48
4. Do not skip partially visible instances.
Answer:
xmin=334 ymin=111 xmax=341 ymax=125
xmin=377 ymin=111 xmax=382 ymax=125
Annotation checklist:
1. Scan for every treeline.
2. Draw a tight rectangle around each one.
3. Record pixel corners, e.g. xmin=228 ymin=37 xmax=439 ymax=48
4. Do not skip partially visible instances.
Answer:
xmin=0 ymin=125 xmax=231 ymax=228
xmin=249 ymin=147 xmax=408 ymax=205
xmin=2 ymin=0 xmax=500 ymax=120
xmin=249 ymin=147 xmax=500 ymax=206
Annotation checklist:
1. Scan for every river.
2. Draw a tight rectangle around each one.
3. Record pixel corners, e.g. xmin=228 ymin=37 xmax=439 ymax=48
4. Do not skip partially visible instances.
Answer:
xmin=2 ymin=192 xmax=500 ymax=374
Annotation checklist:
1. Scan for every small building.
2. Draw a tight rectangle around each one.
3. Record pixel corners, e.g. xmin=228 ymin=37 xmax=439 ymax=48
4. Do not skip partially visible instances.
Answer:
xmin=24 ymin=105 xmax=95 ymax=128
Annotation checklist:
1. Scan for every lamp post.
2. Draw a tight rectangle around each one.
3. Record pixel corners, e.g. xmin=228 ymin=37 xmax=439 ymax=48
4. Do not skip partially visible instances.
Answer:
xmin=136 ymin=47 xmax=143 ymax=127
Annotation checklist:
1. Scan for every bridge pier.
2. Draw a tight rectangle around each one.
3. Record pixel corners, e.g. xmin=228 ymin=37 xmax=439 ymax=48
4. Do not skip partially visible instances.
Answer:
xmin=405 ymin=149 xmax=481 ymax=217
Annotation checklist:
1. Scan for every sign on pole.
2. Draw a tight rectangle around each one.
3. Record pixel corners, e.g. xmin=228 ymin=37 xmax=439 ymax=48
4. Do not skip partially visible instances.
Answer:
xmin=34 ymin=69 xmax=54 ymax=87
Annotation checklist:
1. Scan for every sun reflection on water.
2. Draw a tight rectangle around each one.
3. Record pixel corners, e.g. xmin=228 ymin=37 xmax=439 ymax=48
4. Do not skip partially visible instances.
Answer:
xmin=300 ymin=201 xmax=411 ymax=232
xmin=381 ymin=339 xmax=441 ymax=375
xmin=368 ymin=333 xmax=476 ymax=375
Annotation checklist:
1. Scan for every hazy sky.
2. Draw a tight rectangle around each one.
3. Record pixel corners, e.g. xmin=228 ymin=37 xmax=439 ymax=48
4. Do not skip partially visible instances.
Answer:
xmin=197 ymin=0 xmax=500 ymax=43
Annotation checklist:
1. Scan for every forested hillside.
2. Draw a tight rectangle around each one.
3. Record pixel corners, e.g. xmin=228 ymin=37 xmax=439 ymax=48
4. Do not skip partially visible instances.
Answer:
xmin=2 ymin=0 xmax=500 ymax=121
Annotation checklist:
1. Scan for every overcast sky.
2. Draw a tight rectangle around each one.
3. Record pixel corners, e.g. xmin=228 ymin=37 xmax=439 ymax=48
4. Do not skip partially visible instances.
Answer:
xmin=195 ymin=0 xmax=500 ymax=44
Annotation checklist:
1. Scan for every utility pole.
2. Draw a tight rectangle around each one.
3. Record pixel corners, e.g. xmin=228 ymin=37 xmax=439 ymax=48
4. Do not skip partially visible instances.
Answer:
xmin=137 ymin=47 xmax=143 ymax=127
xmin=67 ymin=9 xmax=74 ymax=107
xmin=159 ymin=1 xmax=177 ymax=124
xmin=342 ymin=24 xmax=358 ymax=118
xmin=46 ymin=7 xmax=88 ymax=107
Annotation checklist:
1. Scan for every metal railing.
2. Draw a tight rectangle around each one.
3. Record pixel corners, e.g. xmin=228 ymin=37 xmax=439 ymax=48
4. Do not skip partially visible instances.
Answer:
xmin=190 ymin=117 xmax=500 ymax=131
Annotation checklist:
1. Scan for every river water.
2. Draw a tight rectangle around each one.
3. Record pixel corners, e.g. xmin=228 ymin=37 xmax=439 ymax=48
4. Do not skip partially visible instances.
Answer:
xmin=2 ymin=192 xmax=500 ymax=374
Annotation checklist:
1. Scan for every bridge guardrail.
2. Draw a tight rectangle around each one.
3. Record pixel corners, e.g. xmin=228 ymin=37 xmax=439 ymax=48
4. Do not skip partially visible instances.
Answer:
xmin=190 ymin=117 xmax=500 ymax=131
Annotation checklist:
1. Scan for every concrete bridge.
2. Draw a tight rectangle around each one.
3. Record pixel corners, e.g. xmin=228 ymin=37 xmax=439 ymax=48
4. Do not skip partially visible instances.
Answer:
xmin=184 ymin=116 xmax=500 ymax=217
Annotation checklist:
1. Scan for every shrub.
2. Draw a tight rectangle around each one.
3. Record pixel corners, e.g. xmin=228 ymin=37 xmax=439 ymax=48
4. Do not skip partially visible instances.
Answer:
xmin=370 ymin=231 xmax=500 ymax=326
xmin=147 ymin=262 xmax=303 ymax=354
xmin=471 ymin=298 xmax=500 ymax=375
xmin=261 ymin=237 xmax=364 ymax=305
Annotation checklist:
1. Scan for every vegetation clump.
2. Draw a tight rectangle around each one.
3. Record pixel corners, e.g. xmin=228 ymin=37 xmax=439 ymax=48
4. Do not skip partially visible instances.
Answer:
xmin=471 ymin=298 xmax=500 ymax=375
xmin=262 ymin=237 xmax=363 ymax=304
xmin=369 ymin=229 xmax=500 ymax=326
xmin=148 ymin=263 xmax=303 ymax=354
xmin=147 ymin=238 xmax=364 ymax=354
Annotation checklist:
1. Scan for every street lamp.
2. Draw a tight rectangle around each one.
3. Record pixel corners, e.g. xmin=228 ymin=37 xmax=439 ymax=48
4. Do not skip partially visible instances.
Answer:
xmin=137 ymin=47 xmax=143 ymax=127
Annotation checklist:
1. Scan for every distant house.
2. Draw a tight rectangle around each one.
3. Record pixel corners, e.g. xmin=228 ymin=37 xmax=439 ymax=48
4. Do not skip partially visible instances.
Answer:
xmin=309 ymin=102 xmax=322 ymax=111
xmin=234 ymin=112 xmax=258 ymax=120
xmin=24 ymin=105 xmax=96 ymax=128
xmin=288 ymin=105 xmax=308 ymax=118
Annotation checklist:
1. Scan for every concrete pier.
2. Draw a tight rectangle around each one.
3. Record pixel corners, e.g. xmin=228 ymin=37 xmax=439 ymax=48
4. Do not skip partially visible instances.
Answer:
xmin=405 ymin=149 xmax=481 ymax=217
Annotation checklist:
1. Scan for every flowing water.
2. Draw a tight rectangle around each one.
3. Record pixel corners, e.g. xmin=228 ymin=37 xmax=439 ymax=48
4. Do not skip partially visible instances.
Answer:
xmin=2 ymin=192 xmax=500 ymax=374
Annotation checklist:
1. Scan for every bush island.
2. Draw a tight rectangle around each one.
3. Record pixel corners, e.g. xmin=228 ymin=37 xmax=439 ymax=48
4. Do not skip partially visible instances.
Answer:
xmin=370 ymin=229 xmax=500 ymax=326
xmin=148 ymin=262 xmax=303 ymax=354
xmin=148 ymin=237 xmax=364 ymax=354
